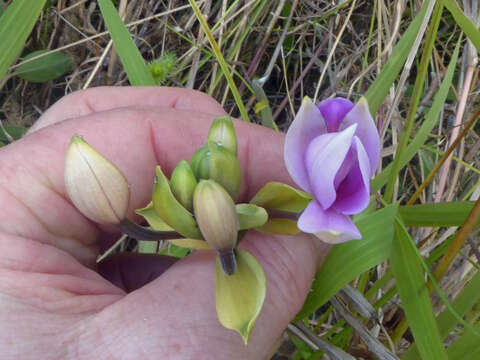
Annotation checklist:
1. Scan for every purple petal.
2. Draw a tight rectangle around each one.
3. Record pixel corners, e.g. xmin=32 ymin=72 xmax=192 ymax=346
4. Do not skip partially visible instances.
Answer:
xmin=340 ymin=97 xmax=380 ymax=176
xmin=305 ymin=124 xmax=356 ymax=210
xmin=298 ymin=200 xmax=362 ymax=243
xmin=333 ymin=137 xmax=371 ymax=215
xmin=317 ymin=97 xmax=354 ymax=132
xmin=284 ymin=97 xmax=328 ymax=193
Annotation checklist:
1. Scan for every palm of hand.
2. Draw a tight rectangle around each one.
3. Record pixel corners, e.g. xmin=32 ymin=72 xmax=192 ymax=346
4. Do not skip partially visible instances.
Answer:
xmin=0 ymin=87 xmax=326 ymax=359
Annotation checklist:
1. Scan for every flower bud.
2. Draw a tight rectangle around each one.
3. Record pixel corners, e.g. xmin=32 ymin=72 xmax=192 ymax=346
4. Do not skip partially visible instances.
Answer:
xmin=190 ymin=142 xmax=242 ymax=201
xmin=190 ymin=145 xmax=210 ymax=179
xmin=207 ymin=116 xmax=238 ymax=155
xmin=194 ymin=180 xmax=238 ymax=251
xmin=170 ymin=160 xmax=198 ymax=212
xmin=64 ymin=136 xmax=129 ymax=224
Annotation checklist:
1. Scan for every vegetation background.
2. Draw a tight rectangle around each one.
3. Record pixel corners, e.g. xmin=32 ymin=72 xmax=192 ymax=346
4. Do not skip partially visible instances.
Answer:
xmin=1 ymin=0 xmax=479 ymax=359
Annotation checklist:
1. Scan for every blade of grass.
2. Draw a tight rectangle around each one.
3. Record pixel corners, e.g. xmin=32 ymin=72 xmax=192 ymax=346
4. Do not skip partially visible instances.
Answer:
xmin=296 ymin=204 xmax=398 ymax=319
xmin=407 ymin=106 xmax=480 ymax=205
xmin=390 ymin=219 xmax=447 ymax=360
xmin=364 ymin=1 xmax=428 ymax=114
xmin=384 ymin=0 xmax=445 ymax=202
xmin=402 ymin=270 xmax=480 ymax=359
xmin=372 ymin=37 xmax=461 ymax=191
xmin=97 ymin=0 xmax=155 ymax=86
xmin=399 ymin=201 xmax=479 ymax=227
xmin=446 ymin=320 xmax=480 ymax=359
xmin=445 ymin=0 xmax=480 ymax=52
xmin=188 ymin=0 xmax=249 ymax=122
xmin=0 ymin=0 xmax=47 ymax=82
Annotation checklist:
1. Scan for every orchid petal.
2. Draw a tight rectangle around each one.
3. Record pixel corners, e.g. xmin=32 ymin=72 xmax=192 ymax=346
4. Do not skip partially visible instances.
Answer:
xmin=340 ymin=97 xmax=380 ymax=176
xmin=305 ymin=124 xmax=356 ymax=210
xmin=333 ymin=137 xmax=371 ymax=215
xmin=298 ymin=200 xmax=361 ymax=243
xmin=284 ymin=97 xmax=328 ymax=193
xmin=317 ymin=97 xmax=354 ymax=132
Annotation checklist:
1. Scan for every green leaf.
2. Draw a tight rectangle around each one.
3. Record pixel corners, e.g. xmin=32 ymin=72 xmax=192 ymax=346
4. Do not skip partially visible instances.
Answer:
xmin=0 ymin=125 xmax=26 ymax=142
xmin=158 ymin=242 xmax=190 ymax=258
xmin=372 ymin=36 xmax=461 ymax=190
xmin=399 ymin=201 xmax=478 ymax=227
xmin=250 ymin=182 xmax=312 ymax=212
xmin=169 ymin=238 xmax=210 ymax=250
xmin=446 ymin=321 xmax=480 ymax=359
xmin=365 ymin=1 xmax=428 ymax=114
xmin=15 ymin=50 xmax=72 ymax=82
xmin=97 ymin=0 xmax=155 ymax=86
xmin=444 ymin=0 xmax=480 ymax=53
xmin=296 ymin=204 xmax=398 ymax=319
xmin=135 ymin=202 xmax=173 ymax=231
xmin=402 ymin=270 xmax=480 ymax=359
xmin=391 ymin=219 xmax=447 ymax=360
xmin=0 ymin=0 xmax=47 ymax=81
xmin=235 ymin=204 xmax=268 ymax=230
xmin=152 ymin=166 xmax=202 ymax=239
xmin=257 ymin=219 xmax=300 ymax=235
xmin=215 ymin=249 xmax=266 ymax=344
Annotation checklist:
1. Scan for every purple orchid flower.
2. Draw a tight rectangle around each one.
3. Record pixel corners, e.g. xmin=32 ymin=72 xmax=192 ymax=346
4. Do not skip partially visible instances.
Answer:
xmin=284 ymin=97 xmax=380 ymax=243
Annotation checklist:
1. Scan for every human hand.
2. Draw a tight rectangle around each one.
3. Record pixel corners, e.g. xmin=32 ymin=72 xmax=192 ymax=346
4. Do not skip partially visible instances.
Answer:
xmin=0 ymin=87 xmax=329 ymax=359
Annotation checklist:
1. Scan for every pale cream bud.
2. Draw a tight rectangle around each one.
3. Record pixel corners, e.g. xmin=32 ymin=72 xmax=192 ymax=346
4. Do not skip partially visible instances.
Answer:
xmin=64 ymin=136 xmax=129 ymax=224
xmin=193 ymin=180 xmax=238 ymax=251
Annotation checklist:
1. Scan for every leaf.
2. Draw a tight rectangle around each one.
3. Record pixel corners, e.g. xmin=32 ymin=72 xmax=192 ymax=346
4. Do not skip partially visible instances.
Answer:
xmin=444 ymin=0 xmax=480 ymax=53
xmin=365 ymin=1 xmax=429 ymax=114
xmin=97 ymin=0 xmax=155 ymax=86
xmin=250 ymin=182 xmax=312 ymax=212
xmin=257 ymin=218 xmax=300 ymax=235
xmin=372 ymin=36 xmax=461 ymax=190
xmin=0 ymin=125 xmax=26 ymax=142
xmin=446 ymin=321 xmax=480 ymax=359
xmin=135 ymin=202 xmax=173 ymax=231
xmin=236 ymin=204 xmax=268 ymax=230
xmin=296 ymin=204 xmax=398 ymax=319
xmin=0 ymin=0 xmax=47 ymax=81
xmin=15 ymin=50 xmax=72 ymax=82
xmin=215 ymin=249 xmax=266 ymax=344
xmin=399 ymin=201 xmax=478 ymax=227
xmin=391 ymin=219 xmax=447 ymax=360
xmin=402 ymin=270 xmax=480 ymax=359
xmin=169 ymin=238 xmax=210 ymax=250
xmin=152 ymin=166 xmax=202 ymax=239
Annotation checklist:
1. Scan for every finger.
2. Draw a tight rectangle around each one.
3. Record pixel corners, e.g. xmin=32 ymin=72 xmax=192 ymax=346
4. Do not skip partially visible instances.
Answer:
xmin=0 ymin=103 xmax=291 ymax=265
xmin=78 ymin=232 xmax=328 ymax=359
xmin=29 ymin=86 xmax=227 ymax=132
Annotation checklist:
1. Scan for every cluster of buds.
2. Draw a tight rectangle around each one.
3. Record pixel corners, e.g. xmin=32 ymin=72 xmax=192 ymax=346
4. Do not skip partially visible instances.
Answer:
xmin=63 ymin=96 xmax=380 ymax=344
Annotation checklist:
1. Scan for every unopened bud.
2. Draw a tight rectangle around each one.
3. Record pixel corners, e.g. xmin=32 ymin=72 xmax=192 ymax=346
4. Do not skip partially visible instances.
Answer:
xmin=170 ymin=160 xmax=197 ymax=212
xmin=207 ymin=116 xmax=237 ymax=154
xmin=64 ymin=136 xmax=129 ymax=224
xmin=190 ymin=142 xmax=242 ymax=201
xmin=194 ymin=180 xmax=238 ymax=274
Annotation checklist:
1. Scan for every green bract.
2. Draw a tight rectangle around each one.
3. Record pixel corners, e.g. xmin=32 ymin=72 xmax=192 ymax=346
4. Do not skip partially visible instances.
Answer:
xmin=170 ymin=160 xmax=198 ymax=212
xmin=215 ymin=249 xmax=266 ymax=344
xmin=152 ymin=166 xmax=202 ymax=239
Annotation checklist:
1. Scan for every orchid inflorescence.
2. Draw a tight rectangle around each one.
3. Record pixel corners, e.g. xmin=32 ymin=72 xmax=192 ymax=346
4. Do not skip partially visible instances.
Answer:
xmin=64 ymin=96 xmax=380 ymax=344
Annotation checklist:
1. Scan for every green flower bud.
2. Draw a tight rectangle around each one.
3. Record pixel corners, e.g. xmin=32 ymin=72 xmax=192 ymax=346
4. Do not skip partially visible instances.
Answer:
xmin=194 ymin=180 xmax=239 ymax=274
xmin=64 ymin=136 xmax=129 ymax=224
xmin=190 ymin=145 xmax=210 ymax=179
xmin=190 ymin=142 xmax=242 ymax=201
xmin=170 ymin=160 xmax=198 ymax=212
xmin=207 ymin=116 xmax=238 ymax=154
